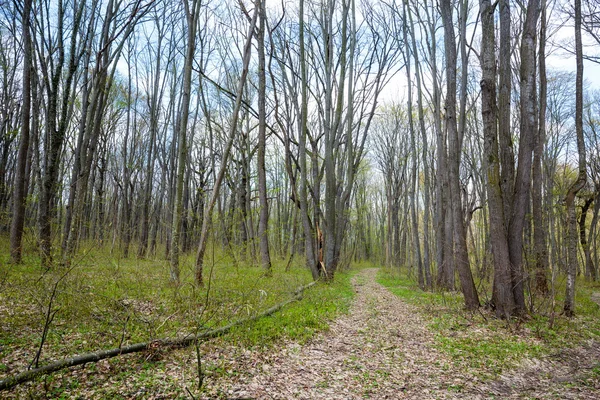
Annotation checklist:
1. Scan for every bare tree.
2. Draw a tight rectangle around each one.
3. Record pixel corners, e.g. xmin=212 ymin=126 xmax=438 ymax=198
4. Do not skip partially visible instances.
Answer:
xmin=564 ymin=0 xmax=587 ymax=316
xmin=256 ymin=0 xmax=272 ymax=274
xmin=9 ymin=0 xmax=32 ymax=263
xmin=171 ymin=0 xmax=202 ymax=283
xmin=480 ymin=0 xmax=514 ymax=318
xmin=440 ymin=0 xmax=479 ymax=310
xmin=195 ymin=4 xmax=259 ymax=285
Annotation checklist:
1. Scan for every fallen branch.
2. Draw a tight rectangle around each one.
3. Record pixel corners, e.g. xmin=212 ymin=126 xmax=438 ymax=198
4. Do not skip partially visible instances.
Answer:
xmin=0 ymin=281 xmax=316 ymax=391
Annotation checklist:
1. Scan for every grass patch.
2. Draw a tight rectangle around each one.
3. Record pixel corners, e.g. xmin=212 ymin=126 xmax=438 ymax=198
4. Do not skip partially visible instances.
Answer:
xmin=228 ymin=270 xmax=354 ymax=347
xmin=0 ymin=236 xmax=355 ymax=397
xmin=377 ymin=267 xmax=600 ymax=379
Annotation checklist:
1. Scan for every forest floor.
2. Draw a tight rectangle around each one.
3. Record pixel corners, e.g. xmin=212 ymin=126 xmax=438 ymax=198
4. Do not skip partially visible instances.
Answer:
xmin=2 ymin=265 xmax=600 ymax=398
xmin=198 ymin=268 xmax=600 ymax=399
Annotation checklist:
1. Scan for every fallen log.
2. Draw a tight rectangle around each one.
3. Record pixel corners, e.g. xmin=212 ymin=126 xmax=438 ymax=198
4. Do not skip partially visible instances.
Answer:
xmin=0 ymin=281 xmax=317 ymax=391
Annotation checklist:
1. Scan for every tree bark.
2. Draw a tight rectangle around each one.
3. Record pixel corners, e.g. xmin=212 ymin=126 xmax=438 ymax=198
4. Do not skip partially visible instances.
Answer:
xmin=440 ymin=0 xmax=479 ymax=309
xmin=508 ymin=0 xmax=539 ymax=315
xmin=564 ymin=0 xmax=586 ymax=317
xmin=403 ymin=0 xmax=424 ymax=288
xmin=9 ymin=0 xmax=33 ymax=264
xmin=171 ymin=0 xmax=201 ymax=283
xmin=533 ymin=0 xmax=549 ymax=294
xmin=408 ymin=4 xmax=432 ymax=289
xmin=257 ymin=0 xmax=272 ymax=274
xmin=480 ymin=0 xmax=514 ymax=318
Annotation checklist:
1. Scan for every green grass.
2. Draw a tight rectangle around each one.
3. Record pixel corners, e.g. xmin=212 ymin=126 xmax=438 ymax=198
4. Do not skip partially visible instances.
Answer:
xmin=0 ymin=235 xmax=355 ymax=397
xmin=228 ymin=270 xmax=354 ymax=346
xmin=377 ymin=267 xmax=600 ymax=379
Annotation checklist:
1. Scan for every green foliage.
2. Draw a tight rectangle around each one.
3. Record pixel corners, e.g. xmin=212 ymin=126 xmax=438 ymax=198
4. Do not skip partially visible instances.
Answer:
xmin=377 ymin=267 xmax=600 ymax=380
xmin=228 ymin=271 xmax=354 ymax=347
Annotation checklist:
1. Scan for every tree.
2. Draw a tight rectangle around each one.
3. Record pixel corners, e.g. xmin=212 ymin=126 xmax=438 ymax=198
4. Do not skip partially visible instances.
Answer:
xmin=195 ymin=4 xmax=259 ymax=285
xmin=564 ymin=0 xmax=587 ymax=316
xmin=36 ymin=0 xmax=89 ymax=267
xmin=533 ymin=0 xmax=549 ymax=294
xmin=9 ymin=0 xmax=32 ymax=264
xmin=171 ymin=0 xmax=202 ymax=283
xmin=440 ymin=0 xmax=479 ymax=310
xmin=480 ymin=0 xmax=514 ymax=318
xmin=256 ymin=0 xmax=272 ymax=274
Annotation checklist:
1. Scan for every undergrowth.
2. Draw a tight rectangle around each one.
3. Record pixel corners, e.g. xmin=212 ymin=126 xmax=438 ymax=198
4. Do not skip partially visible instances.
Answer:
xmin=0 ymin=236 xmax=355 ymax=397
xmin=377 ymin=267 xmax=600 ymax=380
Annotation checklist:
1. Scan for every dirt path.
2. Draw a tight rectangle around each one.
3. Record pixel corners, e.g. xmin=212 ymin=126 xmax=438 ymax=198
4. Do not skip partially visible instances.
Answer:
xmin=210 ymin=268 xmax=478 ymax=399
xmin=198 ymin=268 xmax=599 ymax=399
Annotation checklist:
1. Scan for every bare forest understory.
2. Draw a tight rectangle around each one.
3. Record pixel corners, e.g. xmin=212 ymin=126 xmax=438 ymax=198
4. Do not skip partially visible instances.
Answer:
xmin=3 ymin=268 xmax=599 ymax=399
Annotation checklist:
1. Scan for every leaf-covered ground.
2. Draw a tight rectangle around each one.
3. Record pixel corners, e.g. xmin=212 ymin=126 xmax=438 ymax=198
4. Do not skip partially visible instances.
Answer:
xmin=198 ymin=268 xmax=600 ymax=399
xmin=2 ymin=267 xmax=599 ymax=398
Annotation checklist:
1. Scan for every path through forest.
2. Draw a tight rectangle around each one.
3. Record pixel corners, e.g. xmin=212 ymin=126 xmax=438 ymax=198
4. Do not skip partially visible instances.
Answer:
xmin=202 ymin=268 xmax=599 ymax=399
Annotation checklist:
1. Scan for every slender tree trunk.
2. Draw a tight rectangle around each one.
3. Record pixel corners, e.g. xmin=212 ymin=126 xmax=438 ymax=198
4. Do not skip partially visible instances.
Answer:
xmin=195 ymin=7 xmax=259 ymax=285
xmin=9 ymin=0 xmax=33 ymax=264
xmin=587 ymin=194 xmax=599 ymax=280
xmin=403 ymin=0 xmax=423 ymax=288
xmin=257 ymin=0 xmax=271 ymax=274
xmin=138 ymin=21 xmax=163 ymax=259
xmin=426 ymin=0 xmax=450 ymax=290
xmin=498 ymin=0 xmax=514 ymax=225
xmin=298 ymin=0 xmax=320 ymax=280
xmin=580 ymin=198 xmax=594 ymax=279
xmin=408 ymin=5 xmax=432 ymax=289
xmin=564 ymin=0 xmax=586 ymax=316
xmin=171 ymin=0 xmax=201 ymax=283
xmin=533 ymin=0 xmax=549 ymax=294
xmin=510 ymin=0 xmax=540 ymax=314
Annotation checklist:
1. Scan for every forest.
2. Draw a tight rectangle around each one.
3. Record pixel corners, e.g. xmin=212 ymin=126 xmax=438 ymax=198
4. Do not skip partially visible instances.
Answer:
xmin=1 ymin=0 xmax=600 ymax=397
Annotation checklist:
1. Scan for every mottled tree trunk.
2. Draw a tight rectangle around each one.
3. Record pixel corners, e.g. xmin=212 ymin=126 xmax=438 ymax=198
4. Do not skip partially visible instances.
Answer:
xmin=510 ymin=0 xmax=539 ymax=314
xmin=440 ymin=0 xmax=479 ymax=309
xmin=9 ymin=0 xmax=33 ymax=264
xmin=480 ymin=0 xmax=514 ymax=318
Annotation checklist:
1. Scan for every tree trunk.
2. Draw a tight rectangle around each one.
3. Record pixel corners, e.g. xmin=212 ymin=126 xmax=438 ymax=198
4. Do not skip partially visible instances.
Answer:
xmin=440 ymin=0 xmax=479 ymax=309
xmin=586 ymin=194 xmax=599 ymax=281
xmin=480 ymin=0 xmax=514 ymax=318
xmin=564 ymin=0 xmax=586 ymax=317
xmin=195 ymin=7 xmax=258 ymax=285
xmin=138 ymin=19 xmax=164 ymax=259
xmin=171 ymin=0 xmax=201 ymax=283
xmin=9 ymin=0 xmax=33 ymax=264
xmin=510 ymin=0 xmax=539 ymax=314
xmin=403 ymin=0 xmax=423 ymax=288
xmin=533 ymin=0 xmax=549 ymax=294
xmin=256 ymin=0 xmax=272 ymax=274
xmin=580 ymin=198 xmax=594 ymax=279
xmin=408 ymin=5 xmax=432 ymax=289
xmin=298 ymin=0 xmax=320 ymax=280
xmin=498 ymin=0 xmax=514 ymax=226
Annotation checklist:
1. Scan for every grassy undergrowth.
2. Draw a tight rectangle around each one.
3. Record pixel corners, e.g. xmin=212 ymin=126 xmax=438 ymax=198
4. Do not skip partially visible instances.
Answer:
xmin=0 ymin=236 xmax=355 ymax=396
xmin=377 ymin=268 xmax=600 ymax=379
